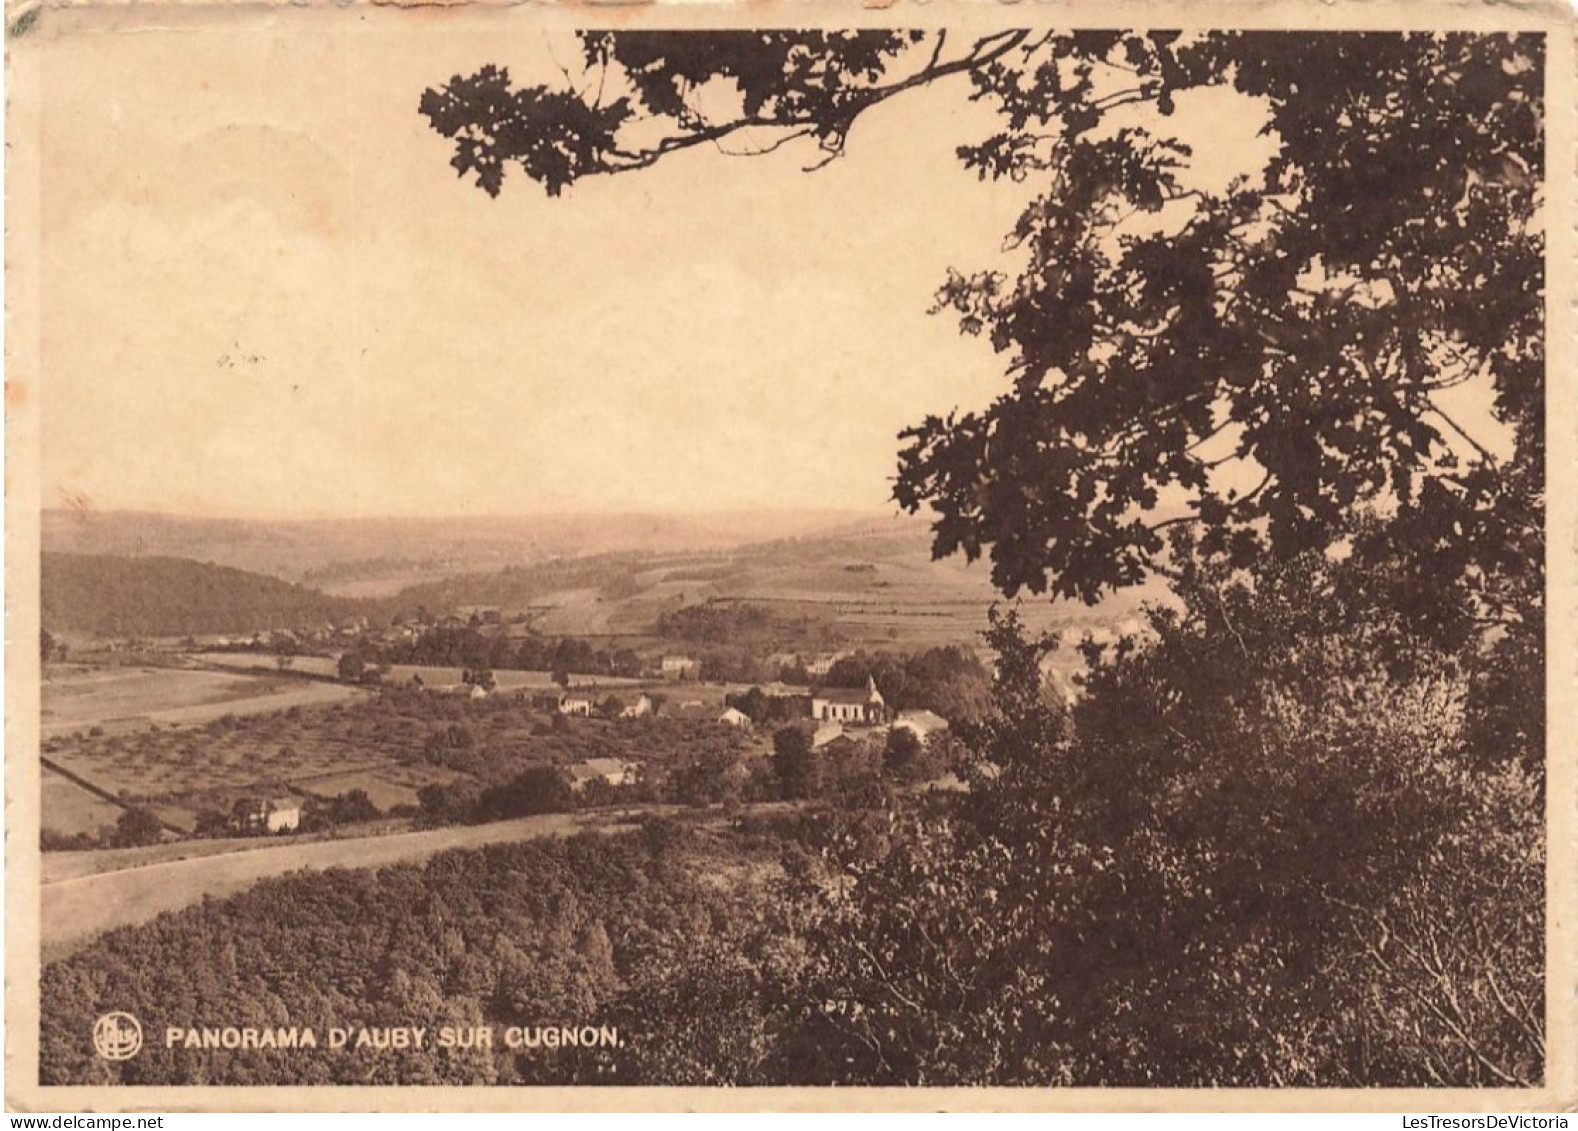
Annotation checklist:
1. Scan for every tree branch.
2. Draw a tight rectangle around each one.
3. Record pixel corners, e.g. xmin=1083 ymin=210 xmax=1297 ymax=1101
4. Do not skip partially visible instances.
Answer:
xmin=587 ymin=30 xmax=1032 ymax=183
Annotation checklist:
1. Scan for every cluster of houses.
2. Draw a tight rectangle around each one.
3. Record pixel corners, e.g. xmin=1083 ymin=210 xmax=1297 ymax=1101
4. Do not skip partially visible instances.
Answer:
xmin=566 ymin=757 xmax=642 ymax=793
xmin=524 ymin=689 xmax=754 ymax=728
xmin=220 ymin=676 xmax=957 ymax=839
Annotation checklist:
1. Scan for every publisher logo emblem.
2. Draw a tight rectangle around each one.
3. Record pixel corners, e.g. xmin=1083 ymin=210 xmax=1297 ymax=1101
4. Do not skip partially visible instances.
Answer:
xmin=93 ymin=1012 xmax=143 ymax=1060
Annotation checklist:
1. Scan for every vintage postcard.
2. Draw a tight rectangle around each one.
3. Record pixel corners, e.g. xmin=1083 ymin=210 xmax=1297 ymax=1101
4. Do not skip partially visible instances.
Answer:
xmin=5 ymin=0 xmax=1574 ymax=1112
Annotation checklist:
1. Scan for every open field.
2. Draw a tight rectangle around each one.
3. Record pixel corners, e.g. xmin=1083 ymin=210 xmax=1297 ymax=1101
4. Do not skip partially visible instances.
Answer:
xmin=40 ymin=766 xmax=124 ymax=839
xmin=189 ymin=652 xmax=639 ymax=692
xmin=188 ymin=652 xmax=341 ymax=678
xmin=41 ymin=664 xmax=364 ymax=738
xmin=411 ymin=533 xmax=1169 ymax=656
xmin=40 ymin=824 xmax=416 ymax=884
xmin=39 ymin=680 xmax=738 ymax=836
xmin=42 ymin=706 xmax=461 ymax=831
xmin=42 ymin=673 xmax=439 ymax=831
xmin=40 ymin=805 xmax=679 ymax=962
xmin=286 ymin=765 xmax=448 ymax=810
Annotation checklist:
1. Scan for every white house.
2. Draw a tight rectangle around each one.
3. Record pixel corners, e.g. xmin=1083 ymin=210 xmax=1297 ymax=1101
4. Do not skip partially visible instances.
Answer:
xmin=892 ymin=709 xmax=950 ymax=741
xmin=234 ymin=796 xmax=301 ymax=834
xmin=661 ymin=656 xmax=702 ymax=680
xmin=619 ymin=694 xmax=654 ymax=719
xmin=567 ymin=758 xmax=641 ymax=792
xmin=812 ymin=721 xmax=846 ymax=749
xmin=811 ymin=676 xmax=886 ymax=726
xmin=718 ymin=706 xmax=751 ymax=728
xmin=558 ymin=693 xmax=594 ymax=717
xmin=761 ymin=681 xmax=806 ymax=698
xmin=804 ymin=652 xmax=849 ymax=678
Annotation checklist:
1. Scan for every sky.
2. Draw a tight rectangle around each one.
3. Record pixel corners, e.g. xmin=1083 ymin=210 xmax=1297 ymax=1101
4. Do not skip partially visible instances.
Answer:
xmin=37 ymin=13 xmax=1284 ymax=522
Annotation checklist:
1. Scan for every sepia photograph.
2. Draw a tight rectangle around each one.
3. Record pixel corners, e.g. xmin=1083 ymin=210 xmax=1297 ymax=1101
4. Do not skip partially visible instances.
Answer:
xmin=5 ymin=0 xmax=1573 ymax=1110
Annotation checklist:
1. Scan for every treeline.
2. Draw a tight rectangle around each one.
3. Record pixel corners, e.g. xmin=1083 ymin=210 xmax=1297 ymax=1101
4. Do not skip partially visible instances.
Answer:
xmin=654 ymin=602 xmax=842 ymax=653
xmin=656 ymin=603 xmax=772 ymax=643
xmin=387 ymin=555 xmax=650 ymax=617
xmin=368 ymin=628 xmax=643 ymax=679
xmin=41 ymin=554 xmax=372 ymax=637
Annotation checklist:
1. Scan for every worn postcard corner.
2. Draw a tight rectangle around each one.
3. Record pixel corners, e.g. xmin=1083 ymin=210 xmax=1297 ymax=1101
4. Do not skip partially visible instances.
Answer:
xmin=5 ymin=0 xmax=1576 ymax=1113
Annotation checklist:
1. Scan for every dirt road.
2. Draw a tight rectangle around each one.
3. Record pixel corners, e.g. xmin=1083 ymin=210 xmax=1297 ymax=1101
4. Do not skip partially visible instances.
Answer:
xmin=41 ymin=808 xmax=673 ymax=964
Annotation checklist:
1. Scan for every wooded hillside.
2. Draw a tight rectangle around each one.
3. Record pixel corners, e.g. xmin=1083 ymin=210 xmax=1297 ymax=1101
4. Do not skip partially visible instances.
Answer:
xmin=41 ymin=554 xmax=370 ymax=637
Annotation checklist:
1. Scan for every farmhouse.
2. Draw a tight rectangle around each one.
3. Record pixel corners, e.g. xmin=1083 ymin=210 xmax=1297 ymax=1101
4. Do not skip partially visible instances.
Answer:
xmin=812 ymin=676 xmax=886 ymax=726
xmin=820 ymin=733 xmax=865 ymax=760
xmin=812 ymin=721 xmax=845 ymax=749
xmin=619 ymin=694 xmax=654 ymax=719
xmin=718 ymin=706 xmax=750 ymax=728
xmin=233 ymin=796 xmax=302 ymax=834
xmin=661 ymin=656 xmax=702 ymax=680
xmin=558 ymin=693 xmax=594 ymax=717
xmin=668 ymin=700 xmax=714 ymax=722
xmin=761 ymin=681 xmax=805 ymax=698
xmin=567 ymin=758 xmax=642 ymax=792
xmin=892 ymin=709 xmax=950 ymax=741
xmin=805 ymin=652 xmax=850 ymax=678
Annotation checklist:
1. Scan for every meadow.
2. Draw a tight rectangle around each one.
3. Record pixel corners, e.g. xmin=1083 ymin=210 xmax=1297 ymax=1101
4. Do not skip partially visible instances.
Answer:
xmin=39 ymin=767 xmax=124 ymax=840
xmin=189 ymin=652 xmax=641 ymax=692
xmin=41 ymin=663 xmax=362 ymax=738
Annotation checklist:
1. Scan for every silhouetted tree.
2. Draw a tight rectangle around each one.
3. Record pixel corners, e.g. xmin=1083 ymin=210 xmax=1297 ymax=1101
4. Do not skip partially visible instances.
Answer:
xmin=111 ymin=807 xmax=164 ymax=848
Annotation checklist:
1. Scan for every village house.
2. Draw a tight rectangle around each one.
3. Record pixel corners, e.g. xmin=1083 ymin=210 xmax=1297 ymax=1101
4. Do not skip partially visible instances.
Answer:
xmin=558 ymin=693 xmax=594 ymax=717
xmin=812 ymin=721 xmax=845 ymax=749
xmin=619 ymin=694 xmax=654 ymax=719
xmin=660 ymin=655 xmax=702 ymax=681
xmin=718 ymin=706 xmax=751 ymax=728
xmin=457 ymin=605 xmax=502 ymax=625
xmin=811 ymin=676 xmax=886 ymax=726
xmin=232 ymin=796 xmax=302 ymax=835
xmin=819 ymin=733 xmax=865 ymax=761
xmin=567 ymin=757 xmax=642 ymax=792
xmin=892 ymin=708 xmax=950 ymax=741
xmin=804 ymin=652 xmax=850 ymax=678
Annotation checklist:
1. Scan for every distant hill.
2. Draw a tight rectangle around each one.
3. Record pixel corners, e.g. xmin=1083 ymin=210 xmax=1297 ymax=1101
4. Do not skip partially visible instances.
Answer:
xmin=379 ymin=517 xmax=1172 ymax=652
xmin=41 ymin=511 xmax=1177 ymax=650
xmin=41 ymin=554 xmax=370 ymax=638
xmin=41 ymin=508 xmax=886 ymax=593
